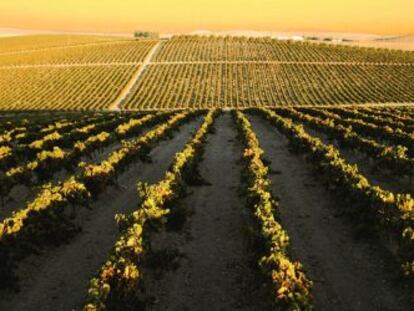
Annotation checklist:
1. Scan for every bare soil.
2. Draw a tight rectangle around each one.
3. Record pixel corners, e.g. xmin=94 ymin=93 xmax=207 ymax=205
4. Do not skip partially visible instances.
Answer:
xmin=247 ymin=113 xmax=413 ymax=311
xmin=0 ymin=117 xmax=202 ymax=311
xmin=142 ymin=114 xmax=273 ymax=311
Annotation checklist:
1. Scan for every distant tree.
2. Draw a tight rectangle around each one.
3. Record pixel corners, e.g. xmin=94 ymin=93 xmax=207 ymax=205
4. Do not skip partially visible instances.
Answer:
xmin=134 ymin=31 xmax=159 ymax=39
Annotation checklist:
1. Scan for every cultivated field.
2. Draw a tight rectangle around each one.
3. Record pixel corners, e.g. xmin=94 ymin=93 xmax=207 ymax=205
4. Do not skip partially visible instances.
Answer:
xmin=0 ymin=35 xmax=414 ymax=110
xmin=0 ymin=34 xmax=414 ymax=311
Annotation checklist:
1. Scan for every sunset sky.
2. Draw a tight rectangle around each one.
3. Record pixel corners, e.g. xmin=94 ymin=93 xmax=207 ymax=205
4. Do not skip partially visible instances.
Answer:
xmin=0 ymin=0 xmax=413 ymax=35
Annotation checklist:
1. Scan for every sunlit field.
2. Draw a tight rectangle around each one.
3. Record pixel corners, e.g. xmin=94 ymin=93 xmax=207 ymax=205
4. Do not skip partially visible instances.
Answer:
xmin=0 ymin=32 xmax=413 ymax=311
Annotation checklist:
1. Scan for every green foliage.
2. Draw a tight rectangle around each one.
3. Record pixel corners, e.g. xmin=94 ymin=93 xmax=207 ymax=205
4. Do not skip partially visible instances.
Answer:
xmin=81 ymin=110 xmax=218 ymax=310
xmin=235 ymin=110 xmax=313 ymax=310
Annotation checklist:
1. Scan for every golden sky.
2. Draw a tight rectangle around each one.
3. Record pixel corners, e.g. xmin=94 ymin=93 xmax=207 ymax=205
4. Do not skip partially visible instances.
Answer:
xmin=0 ymin=0 xmax=413 ymax=35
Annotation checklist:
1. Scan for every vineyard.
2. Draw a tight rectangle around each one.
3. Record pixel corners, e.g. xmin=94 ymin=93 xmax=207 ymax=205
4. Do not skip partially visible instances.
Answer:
xmin=152 ymin=35 xmax=414 ymax=63
xmin=123 ymin=63 xmax=414 ymax=108
xmin=0 ymin=35 xmax=123 ymax=55
xmin=0 ymin=105 xmax=412 ymax=310
xmin=0 ymin=33 xmax=414 ymax=310
xmin=0 ymin=40 xmax=158 ymax=66
xmin=0 ymin=35 xmax=414 ymax=110
xmin=0 ymin=65 xmax=138 ymax=110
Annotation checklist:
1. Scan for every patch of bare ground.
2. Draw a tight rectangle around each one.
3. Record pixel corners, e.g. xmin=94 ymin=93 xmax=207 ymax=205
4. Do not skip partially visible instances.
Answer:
xmin=142 ymin=113 xmax=272 ymax=311
xmin=247 ymin=113 xmax=413 ymax=311
xmin=0 ymin=117 xmax=203 ymax=311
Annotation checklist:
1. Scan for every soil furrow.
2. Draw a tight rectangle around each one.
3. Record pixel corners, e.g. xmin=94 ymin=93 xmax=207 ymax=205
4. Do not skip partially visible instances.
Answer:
xmin=143 ymin=113 xmax=272 ymax=311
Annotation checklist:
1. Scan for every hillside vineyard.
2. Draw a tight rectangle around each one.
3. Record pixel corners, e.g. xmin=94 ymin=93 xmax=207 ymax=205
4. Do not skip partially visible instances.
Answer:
xmin=0 ymin=35 xmax=414 ymax=110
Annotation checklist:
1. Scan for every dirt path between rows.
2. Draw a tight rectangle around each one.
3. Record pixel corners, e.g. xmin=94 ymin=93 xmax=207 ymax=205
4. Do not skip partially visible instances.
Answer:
xmin=143 ymin=113 xmax=272 ymax=311
xmin=247 ymin=113 xmax=412 ymax=311
xmin=0 ymin=117 xmax=203 ymax=311
xmin=1 ymin=139 xmax=127 ymax=222
xmin=109 ymin=41 xmax=164 ymax=111
xmin=301 ymin=124 xmax=413 ymax=195
xmin=1 ymin=120 xmax=160 ymax=222
xmin=150 ymin=60 xmax=414 ymax=66
xmin=2 ymin=61 xmax=413 ymax=70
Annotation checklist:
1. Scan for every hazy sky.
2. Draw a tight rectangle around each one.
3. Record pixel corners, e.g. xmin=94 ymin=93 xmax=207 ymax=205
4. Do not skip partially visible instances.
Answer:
xmin=0 ymin=0 xmax=413 ymax=35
